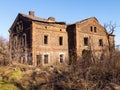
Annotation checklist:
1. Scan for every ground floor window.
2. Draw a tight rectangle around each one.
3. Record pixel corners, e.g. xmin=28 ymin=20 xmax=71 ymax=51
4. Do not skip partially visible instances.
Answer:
xmin=84 ymin=37 xmax=88 ymax=46
xmin=36 ymin=55 xmax=42 ymax=66
xmin=59 ymin=54 xmax=64 ymax=63
xmin=44 ymin=54 xmax=49 ymax=64
xmin=99 ymin=39 xmax=103 ymax=46
xmin=82 ymin=50 xmax=92 ymax=60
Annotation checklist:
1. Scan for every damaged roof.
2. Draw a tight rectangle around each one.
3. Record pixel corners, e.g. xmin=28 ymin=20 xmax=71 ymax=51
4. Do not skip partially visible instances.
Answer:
xmin=19 ymin=13 xmax=66 ymax=24
xmin=75 ymin=17 xmax=99 ymax=24
xmin=9 ymin=11 xmax=66 ymax=31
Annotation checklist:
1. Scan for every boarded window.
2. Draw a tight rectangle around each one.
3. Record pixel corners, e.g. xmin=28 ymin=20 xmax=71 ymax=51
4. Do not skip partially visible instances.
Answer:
xmin=59 ymin=37 xmax=63 ymax=45
xmin=99 ymin=39 xmax=103 ymax=46
xmin=44 ymin=35 xmax=48 ymax=44
xmin=84 ymin=37 xmax=88 ymax=46
xmin=44 ymin=54 xmax=49 ymax=64
xmin=60 ymin=54 xmax=64 ymax=63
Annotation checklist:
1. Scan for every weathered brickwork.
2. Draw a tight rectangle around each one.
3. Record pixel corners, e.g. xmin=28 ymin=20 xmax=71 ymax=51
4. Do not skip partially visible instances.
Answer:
xmin=32 ymin=22 xmax=68 ymax=66
xmin=67 ymin=17 xmax=115 ymax=63
xmin=9 ymin=11 xmax=115 ymax=66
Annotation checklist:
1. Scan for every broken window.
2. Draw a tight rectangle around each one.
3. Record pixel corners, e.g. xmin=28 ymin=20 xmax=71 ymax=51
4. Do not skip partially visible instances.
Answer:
xmin=84 ymin=37 xmax=88 ymax=46
xmin=44 ymin=54 xmax=49 ymax=64
xmin=14 ymin=36 xmax=17 ymax=48
xmin=60 ymin=54 xmax=64 ymax=63
xmin=94 ymin=27 xmax=97 ymax=32
xmin=16 ymin=21 xmax=23 ymax=32
xmin=23 ymin=35 xmax=26 ymax=46
xmin=59 ymin=36 xmax=63 ymax=45
xmin=21 ymin=35 xmax=26 ymax=47
xmin=36 ymin=55 xmax=42 ymax=66
xmin=99 ymin=39 xmax=103 ymax=46
xmin=19 ymin=21 xmax=23 ymax=31
xmin=44 ymin=35 xmax=48 ymax=44
xmin=90 ymin=26 xmax=93 ymax=32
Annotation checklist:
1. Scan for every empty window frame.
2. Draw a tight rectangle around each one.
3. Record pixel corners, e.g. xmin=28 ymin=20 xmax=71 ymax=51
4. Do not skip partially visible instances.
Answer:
xmin=20 ymin=35 xmax=26 ymax=47
xmin=99 ymin=39 xmax=103 ymax=46
xmin=59 ymin=36 xmax=63 ymax=45
xmin=59 ymin=54 xmax=64 ymax=63
xmin=94 ymin=27 xmax=97 ymax=32
xmin=23 ymin=35 xmax=26 ymax=46
xmin=44 ymin=54 xmax=49 ymax=64
xmin=44 ymin=35 xmax=48 ymax=44
xmin=84 ymin=37 xmax=88 ymax=46
xmin=36 ymin=55 xmax=42 ymax=66
xmin=90 ymin=26 xmax=93 ymax=32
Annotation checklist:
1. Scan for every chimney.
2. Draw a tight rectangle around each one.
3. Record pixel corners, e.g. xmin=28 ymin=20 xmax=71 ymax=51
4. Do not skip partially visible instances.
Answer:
xmin=29 ymin=11 xmax=34 ymax=17
xmin=48 ymin=17 xmax=55 ymax=22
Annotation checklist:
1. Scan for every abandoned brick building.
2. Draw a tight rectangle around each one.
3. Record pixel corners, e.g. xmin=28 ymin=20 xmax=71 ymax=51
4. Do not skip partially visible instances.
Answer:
xmin=67 ymin=17 xmax=115 ymax=63
xmin=9 ymin=11 xmax=68 ymax=66
xmin=9 ymin=11 xmax=115 ymax=66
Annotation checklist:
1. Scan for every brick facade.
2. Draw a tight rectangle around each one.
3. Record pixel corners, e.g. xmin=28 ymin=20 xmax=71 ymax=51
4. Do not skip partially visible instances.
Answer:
xmin=9 ymin=12 xmax=115 ymax=66
xmin=67 ymin=17 xmax=115 ymax=64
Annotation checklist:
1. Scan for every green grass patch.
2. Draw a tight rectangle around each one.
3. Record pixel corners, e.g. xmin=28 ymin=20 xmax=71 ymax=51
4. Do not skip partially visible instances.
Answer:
xmin=0 ymin=83 xmax=19 ymax=90
xmin=7 ymin=69 xmax=23 ymax=83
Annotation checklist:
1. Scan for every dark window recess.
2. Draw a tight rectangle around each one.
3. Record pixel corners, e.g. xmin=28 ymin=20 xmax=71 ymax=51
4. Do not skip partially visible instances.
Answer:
xmin=99 ymin=39 xmax=103 ymax=46
xmin=36 ymin=55 xmax=41 ymax=66
xmin=60 ymin=54 xmax=64 ymax=63
xmin=94 ymin=27 xmax=97 ymax=32
xmin=23 ymin=35 xmax=25 ymax=46
xmin=44 ymin=54 xmax=48 ymax=64
xmin=59 ymin=37 xmax=63 ymax=45
xmin=20 ymin=38 xmax=22 ymax=46
xmin=44 ymin=35 xmax=48 ymax=44
xmin=84 ymin=37 xmax=88 ymax=46
xmin=90 ymin=26 xmax=93 ymax=32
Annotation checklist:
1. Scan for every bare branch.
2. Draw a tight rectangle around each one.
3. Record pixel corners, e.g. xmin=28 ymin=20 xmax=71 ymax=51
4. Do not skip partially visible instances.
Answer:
xmin=104 ymin=21 xmax=116 ymax=35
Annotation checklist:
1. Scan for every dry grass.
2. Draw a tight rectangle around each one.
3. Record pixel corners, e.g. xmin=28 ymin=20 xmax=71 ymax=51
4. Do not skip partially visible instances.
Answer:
xmin=0 ymin=50 xmax=120 ymax=89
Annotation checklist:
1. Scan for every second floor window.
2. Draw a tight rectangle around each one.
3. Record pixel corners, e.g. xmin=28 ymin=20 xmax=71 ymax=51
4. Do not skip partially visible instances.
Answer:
xmin=44 ymin=35 xmax=48 ymax=44
xmin=84 ymin=37 xmax=88 ymax=46
xmin=59 ymin=36 xmax=63 ymax=45
xmin=94 ymin=27 xmax=97 ymax=32
xmin=99 ymin=39 xmax=103 ymax=46
xmin=90 ymin=26 xmax=93 ymax=32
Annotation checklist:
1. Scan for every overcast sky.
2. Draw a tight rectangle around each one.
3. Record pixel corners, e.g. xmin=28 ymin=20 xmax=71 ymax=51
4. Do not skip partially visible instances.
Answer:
xmin=0 ymin=0 xmax=120 ymax=45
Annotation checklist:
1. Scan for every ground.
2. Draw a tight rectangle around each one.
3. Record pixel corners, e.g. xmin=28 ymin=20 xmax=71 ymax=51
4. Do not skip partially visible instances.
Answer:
xmin=0 ymin=58 xmax=120 ymax=90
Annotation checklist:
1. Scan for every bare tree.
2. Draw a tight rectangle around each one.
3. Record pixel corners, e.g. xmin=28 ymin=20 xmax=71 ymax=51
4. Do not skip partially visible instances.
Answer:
xmin=104 ymin=21 xmax=116 ymax=58
xmin=0 ymin=36 xmax=10 ymax=65
xmin=104 ymin=21 xmax=116 ymax=35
